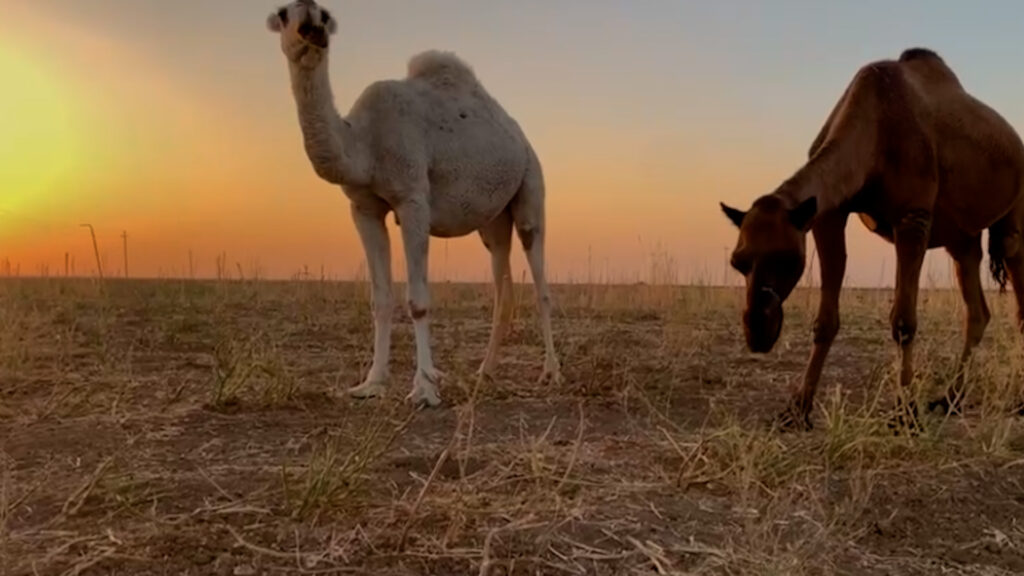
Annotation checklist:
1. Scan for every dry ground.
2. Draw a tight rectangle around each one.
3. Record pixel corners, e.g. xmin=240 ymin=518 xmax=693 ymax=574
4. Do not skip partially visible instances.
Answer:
xmin=2 ymin=279 xmax=1024 ymax=575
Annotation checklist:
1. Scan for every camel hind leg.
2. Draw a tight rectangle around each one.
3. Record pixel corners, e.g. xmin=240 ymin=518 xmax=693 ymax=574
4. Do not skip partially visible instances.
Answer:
xmin=986 ymin=205 xmax=1024 ymax=415
xmin=990 ymin=248 xmax=1024 ymax=417
xmin=990 ymin=203 xmax=1024 ymax=329
xmin=510 ymin=151 xmax=562 ymax=385
xmin=477 ymin=209 xmax=515 ymax=381
xmin=928 ymin=236 xmax=990 ymax=415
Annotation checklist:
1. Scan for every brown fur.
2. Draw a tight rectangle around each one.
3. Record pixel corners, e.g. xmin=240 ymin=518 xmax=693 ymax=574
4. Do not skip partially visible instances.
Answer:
xmin=721 ymin=48 xmax=1024 ymax=429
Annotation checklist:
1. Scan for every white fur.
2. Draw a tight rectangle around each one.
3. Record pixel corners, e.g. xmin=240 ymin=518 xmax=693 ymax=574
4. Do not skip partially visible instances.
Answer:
xmin=407 ymin=50 xmax=478 ymax=90
xmin=268 ymin=1 xmax=563 ymax=407
xmin=266 ymin=13 xmax=283 ymax=33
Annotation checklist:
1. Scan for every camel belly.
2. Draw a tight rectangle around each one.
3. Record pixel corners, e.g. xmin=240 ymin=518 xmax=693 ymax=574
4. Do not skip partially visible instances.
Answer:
xmin=425 ymin=181 xmax=519 ymax=238
xmin=857 ymin=212 xmax=895 ymax=243
xmin=857 ymin=205 xmax=1005 ymax=249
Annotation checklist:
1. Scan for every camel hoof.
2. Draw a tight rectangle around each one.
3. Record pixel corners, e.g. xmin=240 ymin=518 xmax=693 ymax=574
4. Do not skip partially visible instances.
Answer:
xmin=348 ymin=379 xmax=387 ymax=400
xmin=407 ymin=368 xmax=444 ymax=408
xmin=538 ymin=370 xmax=564 ymax=386
xmin=887 ymin=402 xmax=922 ymax=436
xmin=926 ymin=396 xmax=962 ymax=417
xmin=773 ymin=407 xmax=812 ymax=432
xmin=538 ymin=359 xmax=564 ymax=386
xmin=476 ymin=364 xmax=497 ymax=384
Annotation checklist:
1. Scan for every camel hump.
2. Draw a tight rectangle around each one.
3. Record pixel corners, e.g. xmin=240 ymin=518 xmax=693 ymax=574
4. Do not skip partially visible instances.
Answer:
xmin=899 ymin=47 xmax=943 ymax=63
xmin=407 ymin=50 xmax=478 ymax=89
xmin=897 ymin=47 xmax=962 ymax=87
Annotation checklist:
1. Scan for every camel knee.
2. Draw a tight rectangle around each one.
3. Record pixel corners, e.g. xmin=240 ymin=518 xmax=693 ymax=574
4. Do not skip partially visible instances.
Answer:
xmin=372 ymin=302 xmax=393 ymax=321
xmin=536 ymin=290 xmax=551 ymax=309
xmin=516 ymin=223 xmax=543 ymax=252
xmin=407 ymin=299 xmax=429 ymax=320
xmin=963 ymin=312 xmax=988 ymax=347
xmin=891 ymin=315 xmax=917 ymax=346
xmin=813 ymin=313 xmax=840 ymax=344
xmin=972 ymin=307 xmax=991 ymax=331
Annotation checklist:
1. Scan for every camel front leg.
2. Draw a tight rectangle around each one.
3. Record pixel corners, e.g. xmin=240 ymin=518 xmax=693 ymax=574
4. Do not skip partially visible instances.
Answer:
xmin=395 ymin=198 xmax=443 ymax=407
xmin=780 ymin=211 xmax=848 ymax=430
xmin=890 ymin=210 xmax=931 ymax=429
xmin=348 ymin=202 xmax=393 ymax=400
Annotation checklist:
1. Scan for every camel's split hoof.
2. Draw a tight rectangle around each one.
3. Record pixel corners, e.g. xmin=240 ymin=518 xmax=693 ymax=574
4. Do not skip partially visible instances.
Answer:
xmin=538 ymin=369 xmax=564 ymax=386
xmin=407 ymin=368 xmax=444 ymax=408
xmin=538 ymin=356 xmax=564 ymax=386
xmin=887 ymin=403 xmax=922 ymax=437
xmin=348 ymin=380 xmax=387 ymax=400
xmin=773 ymin=407 xmax=812 ymax=432
xmin=926 ymin=396 xmax=963 ymax=417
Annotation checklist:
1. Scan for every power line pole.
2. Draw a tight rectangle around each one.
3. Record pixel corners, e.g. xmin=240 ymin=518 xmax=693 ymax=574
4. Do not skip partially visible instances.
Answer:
xmin=121 ymin=231 xmax=129 ymax=278
xmin=80 ymin=224 xmax=103 ymax=280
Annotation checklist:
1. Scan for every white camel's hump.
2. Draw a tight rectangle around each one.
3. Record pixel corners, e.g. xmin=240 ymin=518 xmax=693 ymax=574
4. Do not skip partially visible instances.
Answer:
xmin=407 ymin=50 xmax=478 ymax=89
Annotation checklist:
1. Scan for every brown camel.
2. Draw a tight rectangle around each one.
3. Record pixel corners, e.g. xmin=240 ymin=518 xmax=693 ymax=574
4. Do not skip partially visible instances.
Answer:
xmin=720 ymin=48 xmax=1024 ymax=430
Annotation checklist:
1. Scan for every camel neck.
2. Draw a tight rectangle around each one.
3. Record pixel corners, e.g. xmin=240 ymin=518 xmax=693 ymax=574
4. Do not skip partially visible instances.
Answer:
xmin=772 ymin=139 xmax=872 ymax=215
xmin=288 ymin=58 xmax=362 ymax=186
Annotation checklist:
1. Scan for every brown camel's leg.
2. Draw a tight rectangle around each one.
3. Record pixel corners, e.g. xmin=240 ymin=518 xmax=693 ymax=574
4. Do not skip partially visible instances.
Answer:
xmin=929 ymin=237 xmax=989 ymax=415
xmin=991 ymin=208 xmax=1024 ymax=415
xmin=890 ymin=210 xmax=931 ymax=430
xmin=1008 ymin=254 xmax=1024 ymax=331
xmin=1004 ymin=252 xmax=1024 ymax=416
xmin=780 ymin=211 xmax=848 ymax=430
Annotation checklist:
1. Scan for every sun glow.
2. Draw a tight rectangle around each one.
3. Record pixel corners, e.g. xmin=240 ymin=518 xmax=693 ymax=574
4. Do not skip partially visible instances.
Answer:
xmin=0 ymin=44 xmax=84 ymax=221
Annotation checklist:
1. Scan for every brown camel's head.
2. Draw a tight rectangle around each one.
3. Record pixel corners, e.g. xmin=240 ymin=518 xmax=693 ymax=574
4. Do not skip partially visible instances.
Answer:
xmin=721 ymin=196 xmax=817 ymax=353
xmin=267 ymin=0 xmax=337 ymax=68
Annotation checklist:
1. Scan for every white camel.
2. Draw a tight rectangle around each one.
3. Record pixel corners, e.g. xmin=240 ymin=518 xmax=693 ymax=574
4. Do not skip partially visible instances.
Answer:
xmin=266 ymin=0 xmax=563 ymax=407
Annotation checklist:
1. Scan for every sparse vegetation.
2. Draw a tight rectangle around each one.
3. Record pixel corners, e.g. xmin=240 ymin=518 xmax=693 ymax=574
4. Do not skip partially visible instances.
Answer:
xmin=2 ymin=277 xmax=1023 ymax=575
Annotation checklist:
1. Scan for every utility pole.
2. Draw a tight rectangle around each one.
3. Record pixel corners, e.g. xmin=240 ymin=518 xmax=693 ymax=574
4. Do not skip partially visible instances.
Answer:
xmin=65 ymin=252 xmax=69 ymax=277
xmin=121 ymin=231 xmax=129 ymax=278
xmin=80 ymin=224 xmax=103 ymax=279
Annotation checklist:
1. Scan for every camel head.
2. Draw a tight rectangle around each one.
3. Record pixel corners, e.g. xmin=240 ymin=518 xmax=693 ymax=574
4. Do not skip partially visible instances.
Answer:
xmin=267 ymin=0 xmax=337 ymax=67
xmin=721 ymin=196 xmax=817 ymax=353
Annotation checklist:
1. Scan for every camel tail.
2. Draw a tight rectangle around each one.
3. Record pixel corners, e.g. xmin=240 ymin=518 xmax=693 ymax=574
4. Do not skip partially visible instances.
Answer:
xmin=988 ymin=227 xmax=1012 ymax=294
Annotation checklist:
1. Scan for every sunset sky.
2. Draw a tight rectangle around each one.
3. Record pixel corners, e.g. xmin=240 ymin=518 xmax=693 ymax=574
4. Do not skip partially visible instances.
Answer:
xmin=3 ymin=1 xmax=1024 ymax=286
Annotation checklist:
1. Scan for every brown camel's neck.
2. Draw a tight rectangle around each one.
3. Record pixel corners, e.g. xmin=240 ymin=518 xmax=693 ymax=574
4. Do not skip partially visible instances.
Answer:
xmin=289 ymin=57 xmax=365 ymax=186
xmin=772 ymin=136 xmax=875 ymax=216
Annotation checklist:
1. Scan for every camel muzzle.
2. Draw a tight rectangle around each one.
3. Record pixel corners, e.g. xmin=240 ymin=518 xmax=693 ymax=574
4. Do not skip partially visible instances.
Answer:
xmin=744 ymin=288 xmax=783 ymax=353
xmin=298 ymin=20 xmax=329 ymax=48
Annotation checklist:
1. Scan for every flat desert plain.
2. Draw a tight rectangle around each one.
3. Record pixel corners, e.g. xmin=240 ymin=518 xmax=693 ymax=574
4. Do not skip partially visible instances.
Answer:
xmin=2 ymin=279 xmax=1024 ymax=575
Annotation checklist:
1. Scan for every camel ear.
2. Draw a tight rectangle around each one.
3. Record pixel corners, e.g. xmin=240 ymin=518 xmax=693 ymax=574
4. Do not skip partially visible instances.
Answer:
xmin=322 ymin=9 xmax=338 ymax=34
xmin=267 ymin=9 xmax=286 ymax=32
xmin=788 ymin=197 xmax=818 ymax=231
xmin=721 ymin=203 xmax=747 ymax=228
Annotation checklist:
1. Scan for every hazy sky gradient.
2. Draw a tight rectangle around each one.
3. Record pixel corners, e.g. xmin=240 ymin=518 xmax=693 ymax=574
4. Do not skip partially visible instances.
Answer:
xmin=3 ymin=1 xmax=1024 ymax=285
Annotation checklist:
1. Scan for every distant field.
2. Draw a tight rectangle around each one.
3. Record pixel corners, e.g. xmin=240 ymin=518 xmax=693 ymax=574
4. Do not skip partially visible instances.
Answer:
xmin=2 ymin=279 xmax=1024 ymax=575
